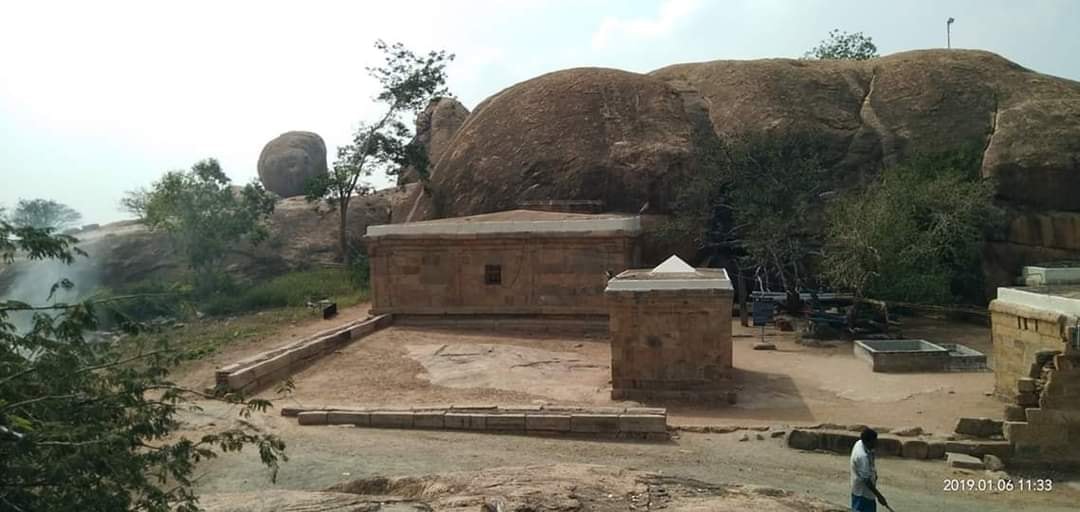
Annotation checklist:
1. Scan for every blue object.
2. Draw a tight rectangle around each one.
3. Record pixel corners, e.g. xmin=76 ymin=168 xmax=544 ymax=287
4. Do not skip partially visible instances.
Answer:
xmin=752 ymin=301 xmax=774 ymax=326
xmin=851 ymin=494 xmax=877 ymax=512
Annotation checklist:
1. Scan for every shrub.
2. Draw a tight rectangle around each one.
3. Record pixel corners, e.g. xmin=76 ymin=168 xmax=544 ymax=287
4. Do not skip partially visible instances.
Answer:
xmin=200 ymin=268 xmax=364 ymax=316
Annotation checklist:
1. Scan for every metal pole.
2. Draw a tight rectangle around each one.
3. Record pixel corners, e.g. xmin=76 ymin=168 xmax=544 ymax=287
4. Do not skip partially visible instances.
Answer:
xmin=947 ymin=17 xmax=955 ymax=49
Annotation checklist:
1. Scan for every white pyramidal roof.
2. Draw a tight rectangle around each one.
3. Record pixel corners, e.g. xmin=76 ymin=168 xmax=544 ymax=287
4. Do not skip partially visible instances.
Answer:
xmin=605 ymin=255 xmax=733 ymax=292
xmin=650 ymin=255 xmax=696 ymax=274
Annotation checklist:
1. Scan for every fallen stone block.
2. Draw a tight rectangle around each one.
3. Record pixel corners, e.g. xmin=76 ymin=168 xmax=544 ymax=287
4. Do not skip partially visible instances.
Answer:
xmin=984 ymin=454 xmax=1006 ymax=471
xmin=525 ymin=414 xmax=571 ymax=432
xmin=570 ymin=414 xmax=620 ymax=433
xmin=625 ymin=407 xmax=667 ymax=417
xmin=280 ymin=406 xmax=307 ymax=417
xmin=327 ymin=411 xmax=370 ymax=426
xmin=618 ymin=414 xmax=667 ymax=433
xmin=1017 ymin=377 xmax=1037 ymax=393
xmin=955 ymin=417 xmax=1003 ymax=438
xmin=770 ymin=430 xmax=786 ymax=438
xmin=369 ymin=411 xmax=414 ymax=429
xmin=485 ymin=414 xmax=526 ymax=431
xmin=753 ymin=343 xmax=777 ymax=350
xmin=412 ymin=412 xmax=445 ymax=429
xmin=947 ymin=452 xmax=985 ymax=470
xmin=787 ymin=430 xmax=820 ymax=451
xmin=297 ymin=411 xmax=328 ymax=426
xmin=945 ymin=440 xmax=1013 ymax=460
xmin=901 ymin=439 xmax=929 ymax=459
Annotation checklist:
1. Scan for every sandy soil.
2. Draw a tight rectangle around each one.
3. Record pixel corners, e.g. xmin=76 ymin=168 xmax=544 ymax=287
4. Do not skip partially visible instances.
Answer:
xmin=181 ymin=400 xmax=1080 ymax=512
xmin=277 ymin=314 xmax=1000 ymax=433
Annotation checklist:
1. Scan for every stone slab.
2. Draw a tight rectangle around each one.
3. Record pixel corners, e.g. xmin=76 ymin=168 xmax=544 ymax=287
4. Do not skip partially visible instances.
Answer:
xmin=297 ymin=411 xmax=328 ymax=426
xmin=485 ymin=414 xmax=526 ymax=431
xmin=787 ymin=430 xmax=820 ymax=451
xmin=618 ymin=414 xmax=667 ymax=433
xmin=370 ymin=411 xmax=414 ymax=429
xmin=412 ymin=412 xmax=445 ymax=429
xmin=901 ymin=439 xmax=929 ymax=459
xmin=327 ymin=411 xmax=370 ymax=426
xmin=525 ymin=414 xmax=571 ymax=432
xmin=570 ymin=414 xmax=621 ymax=433
xmin=947 ymin=452 xmax=986 ymax=470
xmin=955 ymin=417 xmax=1004 ymax=438
xmin=444 ymin=412 xmax=486 ymax=430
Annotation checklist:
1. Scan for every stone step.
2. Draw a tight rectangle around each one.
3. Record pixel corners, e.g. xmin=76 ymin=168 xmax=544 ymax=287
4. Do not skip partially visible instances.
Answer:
xmin=947 ymin=452 xmax=986 ymax=470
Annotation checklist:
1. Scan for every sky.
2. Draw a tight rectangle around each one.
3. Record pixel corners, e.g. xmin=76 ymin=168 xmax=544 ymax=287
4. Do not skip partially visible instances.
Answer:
xmin=2 ymin=0 xmax=1078 ymax=225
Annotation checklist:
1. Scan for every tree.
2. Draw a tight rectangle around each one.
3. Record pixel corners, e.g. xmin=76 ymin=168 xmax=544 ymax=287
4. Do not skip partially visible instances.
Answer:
xmin=307 ymin=40 xmax=453 ymax=264
xmin=822 ymin=150 xmax=1005 ymax=304
xmin=805 ymin=29 xmax=878 ymax=60
xmin=9 ymin=198 xmax=82 ymax=230
xmin=122 ymin=158 xmax=276 ymax=294
xmin=0 ymin=220 xmax=286 ymax=511
xmin=667 ymin=133 xmax=832 ymax=311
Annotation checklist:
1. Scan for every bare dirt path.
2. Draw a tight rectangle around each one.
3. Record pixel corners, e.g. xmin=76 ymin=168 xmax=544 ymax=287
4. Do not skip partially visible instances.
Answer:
xmin=182 ymin=401 xmax=1079 ymax=512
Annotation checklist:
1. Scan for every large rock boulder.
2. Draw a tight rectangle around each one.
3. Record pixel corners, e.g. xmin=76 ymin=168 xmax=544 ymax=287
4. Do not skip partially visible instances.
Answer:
xmin=428 ymin=67 xmax=700 ymax=217
xmin=418 ymin=50 xmax=1080 ymax=292
xmin=257 ymin=131 xmax=328 ymax=198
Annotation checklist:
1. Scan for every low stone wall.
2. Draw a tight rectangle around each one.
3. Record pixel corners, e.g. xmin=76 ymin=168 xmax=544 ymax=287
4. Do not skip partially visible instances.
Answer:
xmin=786 ymin=429 xmax=1012 ymax=461
xmin=214 ymin=314 xmax=392 ymax=393
xmin=1004 ymin=353 xmax=1080 ymax=466
xmin=283 ymin=405 xmax=668 ymax=439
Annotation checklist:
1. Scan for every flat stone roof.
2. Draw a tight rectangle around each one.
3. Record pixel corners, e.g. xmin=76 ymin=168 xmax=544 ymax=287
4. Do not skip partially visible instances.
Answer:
xmin=996 ymin=285 xmax=1080 ymax=317
xmin=606 ymin=255 xmax=733 ymax=292
xmin=366 ymin=209 xmax=641 ymax=238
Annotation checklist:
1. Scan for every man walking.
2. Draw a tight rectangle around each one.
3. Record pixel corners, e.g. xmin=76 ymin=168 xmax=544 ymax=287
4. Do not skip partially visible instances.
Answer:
xmin=850 ymin=428 xmax=890 ymax=511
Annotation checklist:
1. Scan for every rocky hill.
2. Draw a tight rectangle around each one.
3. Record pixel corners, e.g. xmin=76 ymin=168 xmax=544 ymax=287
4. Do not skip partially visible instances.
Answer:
xmin=410 ymin=49 xmax=1080 ymax=293
xmin=7 ymin=50 xmax=1076 ymax=296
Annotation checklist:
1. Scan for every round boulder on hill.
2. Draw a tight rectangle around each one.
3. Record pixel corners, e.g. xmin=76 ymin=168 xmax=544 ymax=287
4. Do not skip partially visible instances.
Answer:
xmin=257 ymin=131 xmax=328 ymax=198
xmin=429 ymin=67 xmax=699 ymax=216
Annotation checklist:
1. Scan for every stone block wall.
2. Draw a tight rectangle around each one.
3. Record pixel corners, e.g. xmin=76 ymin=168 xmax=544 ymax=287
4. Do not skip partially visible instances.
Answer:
xmin=1004 ymin=353 xmax=1080 ymax=465
xmin=367 ymin=233 xmax=639 ymax=317
xmin=285 ymin=405 xmax=669 ymax=439
xmin=607 ymin=289 xmax=734 ymax=401
xmin=989 ymin=300 xmax=1073 ymax=397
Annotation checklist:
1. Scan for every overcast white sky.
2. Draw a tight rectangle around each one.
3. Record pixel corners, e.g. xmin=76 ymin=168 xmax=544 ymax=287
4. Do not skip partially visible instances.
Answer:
xmin=3 ymin=0 xmax=1078 ymax=225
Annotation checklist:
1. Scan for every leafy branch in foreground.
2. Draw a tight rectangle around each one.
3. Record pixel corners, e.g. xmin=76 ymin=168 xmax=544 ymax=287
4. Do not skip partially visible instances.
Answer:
xmin=0 ymin=221 xmax=286 ymax=512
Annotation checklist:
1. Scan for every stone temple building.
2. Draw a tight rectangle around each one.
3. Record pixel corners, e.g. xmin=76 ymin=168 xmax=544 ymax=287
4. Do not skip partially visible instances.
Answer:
xmin=364 ymin=210 xmax=641 ymax=320
xmin=989 ymin=265 xmax=1080 ymax=464
xmin=605 ymin=256 xmax=736 ymax=402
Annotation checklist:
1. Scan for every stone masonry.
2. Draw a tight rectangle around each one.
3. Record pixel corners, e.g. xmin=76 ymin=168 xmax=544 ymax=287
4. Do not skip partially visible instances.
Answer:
xmin=365 ymin=210 xmax=641 ymax=317
xmin=605 ymin=256 xmax=735 ymax=402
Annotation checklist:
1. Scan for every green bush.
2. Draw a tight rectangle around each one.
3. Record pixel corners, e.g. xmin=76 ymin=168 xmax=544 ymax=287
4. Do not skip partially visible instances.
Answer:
xmin=200 ymin=268 xmax=365 ymax=316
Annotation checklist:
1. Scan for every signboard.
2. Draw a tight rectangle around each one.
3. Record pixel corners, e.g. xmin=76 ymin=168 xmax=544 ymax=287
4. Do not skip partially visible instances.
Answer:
xmin=752 ymin=301 xmax=774 ymax=326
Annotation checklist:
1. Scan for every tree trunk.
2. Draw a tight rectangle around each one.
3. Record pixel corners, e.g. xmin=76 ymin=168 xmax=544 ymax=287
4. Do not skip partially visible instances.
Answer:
xmin=338 ymin=201 xmax=350 ymax=266
xmin=738 ymin=270 xmax=750 ymax=327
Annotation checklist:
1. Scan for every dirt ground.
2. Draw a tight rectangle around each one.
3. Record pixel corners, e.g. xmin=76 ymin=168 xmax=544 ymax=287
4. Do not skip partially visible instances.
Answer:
xmin=177 ymin=307 xmax=1079 ymax=511
xmin=274 ymin=313 xmax=1000 ymax=433
xmin=182 ymin=400 xmax=1080 ymax=512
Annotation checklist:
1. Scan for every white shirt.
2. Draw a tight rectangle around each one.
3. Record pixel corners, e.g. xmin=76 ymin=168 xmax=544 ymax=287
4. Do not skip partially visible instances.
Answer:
xmin=850 ymin=439 xmax=878 ymax=498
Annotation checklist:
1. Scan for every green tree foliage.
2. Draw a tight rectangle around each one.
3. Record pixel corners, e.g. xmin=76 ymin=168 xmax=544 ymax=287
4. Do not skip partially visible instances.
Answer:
xmin=667 ymin=133 xmax=832 ymax=308
xmin=9 ymin=198 xmax=82 ymax=230
xmin=823 ymin=151 xmax=1005 ymax=304
xmin=805 ymin=29 xmax=878 ymax=60
xmin=0 ymin=220 xmax=286 ymax=512
xmin=122 ymin=158 xmax=276 ymax=294
xmin=306 ymin=40 xmax=453 ymax=264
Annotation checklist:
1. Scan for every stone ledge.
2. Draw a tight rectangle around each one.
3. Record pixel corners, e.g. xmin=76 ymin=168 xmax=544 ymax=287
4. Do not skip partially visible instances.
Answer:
xmin=288 ymin=404 xmax=668 ymax=440
xmin=214 ymin=314 xmax=392 ymax=393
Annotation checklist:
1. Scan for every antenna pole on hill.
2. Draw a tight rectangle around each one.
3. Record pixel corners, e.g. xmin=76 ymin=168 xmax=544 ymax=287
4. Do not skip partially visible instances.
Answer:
xmin=947 ymin=17 xmax=955 ymax=49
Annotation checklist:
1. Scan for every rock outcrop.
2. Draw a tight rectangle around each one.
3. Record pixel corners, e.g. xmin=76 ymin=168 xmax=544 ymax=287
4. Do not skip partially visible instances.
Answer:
xmin=398 ymin=97 xmax=470 ymax=186
xmin=416 ymin=50 xmax=1080 ymax=293
xmin=257 ymin=131 xmax=328 ymax=198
